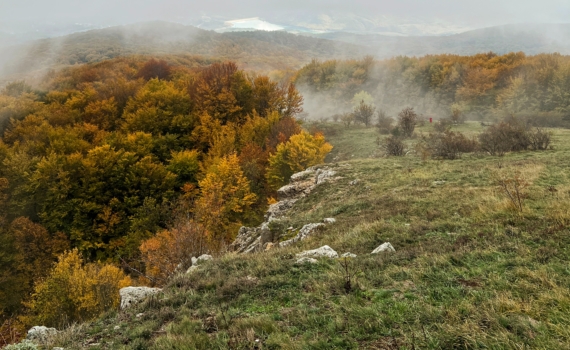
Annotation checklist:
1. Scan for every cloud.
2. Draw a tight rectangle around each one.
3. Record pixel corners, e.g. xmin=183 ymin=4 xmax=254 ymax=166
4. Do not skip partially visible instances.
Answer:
xmin=0 ymin=0 xmax=569 ymax=30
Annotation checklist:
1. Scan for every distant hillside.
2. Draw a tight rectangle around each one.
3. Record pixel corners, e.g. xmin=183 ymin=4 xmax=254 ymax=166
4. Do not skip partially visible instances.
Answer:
xmin=311 ymin=23 xmax=570 ymax=58
xmin=0 ymin=21 xmax=368 ymax=84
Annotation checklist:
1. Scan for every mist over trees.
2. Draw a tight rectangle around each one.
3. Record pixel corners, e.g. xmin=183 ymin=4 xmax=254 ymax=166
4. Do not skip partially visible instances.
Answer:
xmin=295 ymin=53 xmax=570 ymax=124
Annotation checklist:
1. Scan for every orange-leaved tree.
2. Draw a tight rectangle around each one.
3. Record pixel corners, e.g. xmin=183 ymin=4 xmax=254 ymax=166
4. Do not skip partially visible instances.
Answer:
xmin=195 ymin=154 xmax=256 ymax=250
xmin=26 ymin=249 xmax=131 ymax=328
xmin=139 ymin=220 xmax=207 ymax=283
xmin=266 ymin=131 xmax=333 ymax=189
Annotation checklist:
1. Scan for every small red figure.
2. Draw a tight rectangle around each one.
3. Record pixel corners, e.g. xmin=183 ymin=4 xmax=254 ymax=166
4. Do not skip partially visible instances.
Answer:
xmin=429 ymin=117 xmax=433 ymax=123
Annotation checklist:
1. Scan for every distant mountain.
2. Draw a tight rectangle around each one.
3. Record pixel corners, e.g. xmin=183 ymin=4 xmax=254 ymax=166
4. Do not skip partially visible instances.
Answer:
xmin=2 ymin=21 xmax=570 ymax=86
xmin=0 ymin=21 xmax=367 ymax=84
xmin=310 ymin=23 xmax=570 ymax=58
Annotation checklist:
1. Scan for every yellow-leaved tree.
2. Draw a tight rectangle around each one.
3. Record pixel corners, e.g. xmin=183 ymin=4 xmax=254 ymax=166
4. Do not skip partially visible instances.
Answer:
xmin=195 ymin=154 xmax=256 ymax=250
xmin=26 ymin=249 xmax=131 ymax=328
xmin=266 ymin=131 xmax=333 ymax=189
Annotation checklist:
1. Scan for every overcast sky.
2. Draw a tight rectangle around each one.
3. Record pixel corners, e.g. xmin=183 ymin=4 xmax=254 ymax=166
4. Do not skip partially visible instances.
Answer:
xmin=1 ymin=0 xmax=569 ymax=28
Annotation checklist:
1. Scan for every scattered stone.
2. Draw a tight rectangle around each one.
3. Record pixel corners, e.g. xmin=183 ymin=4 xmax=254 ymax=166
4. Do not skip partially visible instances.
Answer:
xmin=114 ymin=326 xmax=121 ymax=331
xmin=26 ymin=326 xmax=57 ymax=343
xmin=119 ymin=287 xmax=162 ymax=309
xmin=136 ymin=313 xmax=144 ymax=318
xmin=341 ymin=252 xmax=357 ymax=258
xmin=349 ymin=179 xmax=360 ymax=186
xmin=53 ymin=347 xmax=65 ymax=350
xmin=371 ymin=242 xmax=395 ymax=254
xmin=296 ymin=245 xmax=339 ymax=259
xmin=296 ymin=257 xmax=318 ymax=264
xmin=432 ymin=180 xmax=446 ymax=185
xmin=323 ymin=218 xmax=336 ymax=224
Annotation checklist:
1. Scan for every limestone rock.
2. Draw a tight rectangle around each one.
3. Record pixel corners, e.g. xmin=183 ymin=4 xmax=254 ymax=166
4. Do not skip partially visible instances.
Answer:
xmin=279 ymin=223 xmax=325 ymax=247
xmin=26 ymin=326 xmax=57 ymax=343
xmin=323 ymin=218 xmax=336 ymax=224
xmin=371 ymin=242 xmax=395 ymax=254
xmin=316 ymin=168 xmax=337 ymax=185
xmin=341 ymin=252 xmax=357 ymax=258
xmin=296 ymin=245 xmax=339 ymax=259
xmin=120 ymin=286 xmax=161 ymax=309
xmin=296 ymin=257 xmax=318 ymax=264
xmin=186 ymin=265 xmax=199 ymax=274
xmin=230 ymin=166 xmax=338 ymax=254
xmin=195 ymin=254 xmax=213 ymax=265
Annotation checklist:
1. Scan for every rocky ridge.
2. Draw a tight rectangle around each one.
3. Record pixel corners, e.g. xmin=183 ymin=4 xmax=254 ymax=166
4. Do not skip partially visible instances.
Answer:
xmin=230 ymin=166 xmax=339 ymax=253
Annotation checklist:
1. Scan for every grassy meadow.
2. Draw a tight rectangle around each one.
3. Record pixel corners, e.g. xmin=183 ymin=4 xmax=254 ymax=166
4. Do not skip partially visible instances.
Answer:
xmin=47 ymin=122 xmax=570 ymax=349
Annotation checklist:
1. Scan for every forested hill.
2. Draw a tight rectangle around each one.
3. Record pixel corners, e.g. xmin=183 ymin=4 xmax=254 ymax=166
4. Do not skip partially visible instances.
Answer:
xmin=0 ymin=21 xmax=368 ymax=84
xmin=311 ymin=23 xmax=570 ymax=58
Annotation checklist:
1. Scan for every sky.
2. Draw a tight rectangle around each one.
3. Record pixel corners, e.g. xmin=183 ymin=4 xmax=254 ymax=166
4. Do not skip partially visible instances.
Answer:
xmin=0 ymin=0 xmax=569 ymax=30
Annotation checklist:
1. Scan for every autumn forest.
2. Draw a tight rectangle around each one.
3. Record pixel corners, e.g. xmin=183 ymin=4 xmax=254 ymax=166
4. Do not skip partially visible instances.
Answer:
xmin=2 ymin=50 xmax=570 ymax=345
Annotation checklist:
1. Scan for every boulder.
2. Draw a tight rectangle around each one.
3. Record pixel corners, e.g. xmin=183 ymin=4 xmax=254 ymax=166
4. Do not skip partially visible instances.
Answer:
xmin=295 ymin=257 xmax=318 ymax=264
xmin=323 ymin=218 xmax=336 ymax=224
xmin=195 ymin=254 xmax=213 ymax=265
xmin=26 ymin=326 xmax=57 ymax=343
xmin=120 ymin=286 xmax=162 ymax=309
xmin=296 ymin=245 xmax=339 ymax=259
xmin=341 ymin=252 xmax=357 ymax=258
xmin=371 ymin=242 xmax=395 ymax=254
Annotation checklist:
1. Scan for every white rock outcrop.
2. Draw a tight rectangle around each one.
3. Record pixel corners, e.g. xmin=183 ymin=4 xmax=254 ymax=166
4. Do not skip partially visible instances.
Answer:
xmin=371 ymin=242 xmax=395 ymax=254
xmin=120 ymin=286 xmax=162 ymax=309
xmin=341 ymin=252 xmax=357 ymax=258
xmin=279 ymin=223 xmax=325 ymax=247
xmin=26 ymin=326 xmax=57 ymax=343
xmin=230 ymin=166 xmax=339 ymax=253
xmin=295 ymin=257 xmax=318 ymax=264
xmin=323 ymin=218 xmax=336 ymax=224
xmin=296 ymin=245 xmax=339 ymax=259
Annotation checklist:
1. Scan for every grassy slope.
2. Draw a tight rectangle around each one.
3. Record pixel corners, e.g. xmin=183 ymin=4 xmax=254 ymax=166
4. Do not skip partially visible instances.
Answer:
xmin=48 ymin=122 xmax=570 ymax=349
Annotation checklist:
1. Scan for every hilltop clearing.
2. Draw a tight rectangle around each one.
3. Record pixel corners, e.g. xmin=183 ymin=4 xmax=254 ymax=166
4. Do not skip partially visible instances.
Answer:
xmin=40 ymin=122 xmax=570 ymax=349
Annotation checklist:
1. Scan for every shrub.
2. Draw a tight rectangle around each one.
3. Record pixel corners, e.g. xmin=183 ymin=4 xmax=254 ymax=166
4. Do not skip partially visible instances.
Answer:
xmin=419 ymin=130 xmax=478 ymax=160
xmin=478 ymin=118 xmax=538 ymax=156
xmin=527 ymin=127 xmax=552 ymax=150
xmin=495 ymin=172 xmax=529 ymax=212
xmin=375 ymin=110 xmax=393 ymax=134
xmin=381 ymin=136 xmax=406 ymax=156
xmin=340 ymin=112 xmax=355 ymax=127
xmin=397 ymin=107 xmax=417 ymax=138
xmin=140 ymin=220 xmax=208 ymax=283
xmin=450 ymin=104 xmax=464 ymax=124
xmin=353 ymin=100 xmax=375 ymax=127
xmin=433 ymin=119 xmax=452 ymax=132
xmin=267 ymin=131 xmax=333 ymax=189
xmin=27 ymin=249 xmax=131 ymax=328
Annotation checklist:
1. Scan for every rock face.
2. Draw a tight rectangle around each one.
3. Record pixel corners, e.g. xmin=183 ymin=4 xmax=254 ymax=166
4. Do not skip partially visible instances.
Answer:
xmin=230 ymin=166 xmax=337 ymax=253
xmin=296 ymin=245 xmax=339 ymax=259
xmin=26 ymin=326 xmax=57 ymax=343
xmin=371 ymin=242 xmax=395 ymax=253
xmin=120 ymin=286 xmax=162 ymax=309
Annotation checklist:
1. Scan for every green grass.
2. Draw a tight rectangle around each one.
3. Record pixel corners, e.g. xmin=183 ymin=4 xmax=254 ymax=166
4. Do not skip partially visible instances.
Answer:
xmin=48 ymin=123 xmax=570 ymax=349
